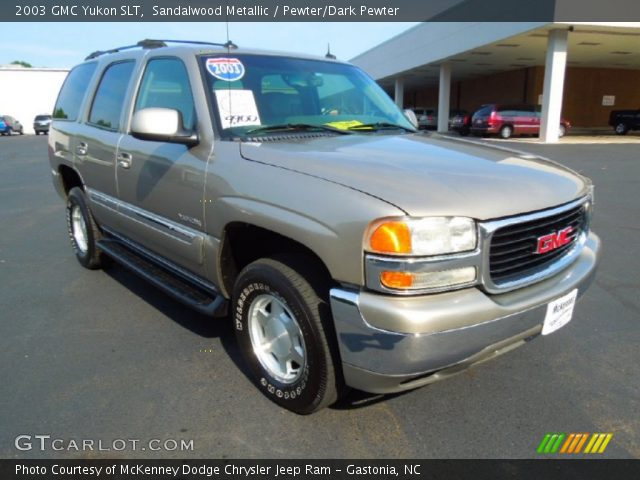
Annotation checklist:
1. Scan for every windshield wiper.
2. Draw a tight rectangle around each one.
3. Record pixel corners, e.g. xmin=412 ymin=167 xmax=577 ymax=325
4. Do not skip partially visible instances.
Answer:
xmin=346 ymin=122 xmax=415 ymax=133
xmin=245 ymin=123 xmax=352 ymax=135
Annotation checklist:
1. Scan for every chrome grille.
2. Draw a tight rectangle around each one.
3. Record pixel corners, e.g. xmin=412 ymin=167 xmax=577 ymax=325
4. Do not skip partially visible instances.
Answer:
xmin=488 ymin=202 xmax=588 ymax=286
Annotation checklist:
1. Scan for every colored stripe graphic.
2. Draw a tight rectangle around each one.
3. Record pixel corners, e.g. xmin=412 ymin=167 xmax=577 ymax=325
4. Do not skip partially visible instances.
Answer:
xmin=538 ymin=433 xmax=613 ymax=454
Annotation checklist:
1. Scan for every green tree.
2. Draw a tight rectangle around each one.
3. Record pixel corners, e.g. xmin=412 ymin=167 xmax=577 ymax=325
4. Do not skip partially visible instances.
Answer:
xmin=10 ymin=60 xmax=32 ymax=68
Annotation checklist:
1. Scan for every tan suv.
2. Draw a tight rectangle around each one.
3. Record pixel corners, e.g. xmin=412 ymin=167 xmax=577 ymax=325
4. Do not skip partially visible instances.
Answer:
xmin=49 ymin=40 xmax=600 ymax=413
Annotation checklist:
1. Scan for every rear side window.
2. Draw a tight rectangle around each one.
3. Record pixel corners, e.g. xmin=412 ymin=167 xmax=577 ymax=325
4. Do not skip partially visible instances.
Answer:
xmin=88 ymin=61 xmax=135 ymax=131
xmin=134 ymin=58 xmax=195 ymax=130
xmin=53 ymin=62 xmax=97 ymax=121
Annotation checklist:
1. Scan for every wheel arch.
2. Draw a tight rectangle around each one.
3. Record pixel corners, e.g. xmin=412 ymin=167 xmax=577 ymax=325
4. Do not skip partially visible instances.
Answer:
xmin=218 ymin=222 xmax=335 ymax=299
xmin=58 ymin=165 xmax=85 ymax=197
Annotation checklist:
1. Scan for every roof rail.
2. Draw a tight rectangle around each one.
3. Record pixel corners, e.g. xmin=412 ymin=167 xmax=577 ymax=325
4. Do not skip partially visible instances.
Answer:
xmin=85 ymin=39 xmax=166 ymax=60
xmin=84 ymin=39 xmax=237 ymax=61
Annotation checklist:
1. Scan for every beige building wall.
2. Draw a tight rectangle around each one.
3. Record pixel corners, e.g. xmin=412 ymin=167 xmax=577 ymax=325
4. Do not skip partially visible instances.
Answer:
xmin=0 ymin=67 xmax=69 ymax=134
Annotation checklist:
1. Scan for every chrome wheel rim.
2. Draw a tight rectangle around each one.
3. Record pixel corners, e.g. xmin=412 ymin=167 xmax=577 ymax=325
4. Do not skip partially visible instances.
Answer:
xmin=248 ymin=293 xmax=306 ymax=384
xmin=616 ymin=124 xmax=625 ymax=134
xmin=71 ymin=205 xmax=88 ymax=254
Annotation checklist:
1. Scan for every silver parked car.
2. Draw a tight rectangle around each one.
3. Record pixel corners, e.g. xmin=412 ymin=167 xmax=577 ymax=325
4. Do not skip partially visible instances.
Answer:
xmin=411 ymin=106 xmax=437 ymax=129
xmin=33 ymin=114 xmax=52 ymax=135
xmin=49 ymin=40 xmax=600 ymax=414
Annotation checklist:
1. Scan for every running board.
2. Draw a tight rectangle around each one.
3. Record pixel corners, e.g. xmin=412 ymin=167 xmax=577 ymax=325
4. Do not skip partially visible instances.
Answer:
xmin=97 ymin=238 xmax=226 ymax=317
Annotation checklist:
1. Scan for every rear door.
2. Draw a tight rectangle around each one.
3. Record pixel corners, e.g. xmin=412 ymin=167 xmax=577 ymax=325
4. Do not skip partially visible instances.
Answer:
xmin=115 ymin=56 xmax=209 ymax=277
xmin=75 ymin=60 xmax=137 ymax=229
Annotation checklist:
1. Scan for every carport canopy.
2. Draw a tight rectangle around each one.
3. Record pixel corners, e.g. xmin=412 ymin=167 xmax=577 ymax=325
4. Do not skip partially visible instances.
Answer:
xmin=351 ymin=22 xmax=640 ymax=142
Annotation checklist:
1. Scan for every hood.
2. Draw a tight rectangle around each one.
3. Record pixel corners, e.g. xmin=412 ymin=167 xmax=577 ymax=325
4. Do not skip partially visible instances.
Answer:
xmin=239 ymin=133 xmax=589 ymax=220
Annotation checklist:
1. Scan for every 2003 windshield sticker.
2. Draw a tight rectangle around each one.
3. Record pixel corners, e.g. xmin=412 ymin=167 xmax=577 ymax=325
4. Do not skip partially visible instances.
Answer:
xmin=206 ymin=58 xmax=245 ymax=82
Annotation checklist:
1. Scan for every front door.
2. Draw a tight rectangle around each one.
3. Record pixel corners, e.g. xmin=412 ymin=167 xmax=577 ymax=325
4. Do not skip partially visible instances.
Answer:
xmin=115 ymin=56 xmax=209 ymax=277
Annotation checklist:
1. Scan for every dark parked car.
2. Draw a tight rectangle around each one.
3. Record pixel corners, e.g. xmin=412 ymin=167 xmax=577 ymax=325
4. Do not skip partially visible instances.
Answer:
xmin=450 ymin=112 xmax=472 ymax=136
xmin=1 ymin=115 xmax=24 ymax=135
xmin=470 ymin=104 xmax=570 ymax=139
xmin=609 ymin=108 xmax=640 ymax=135
xmin=33 ymin=114 xmax=52 ymax=135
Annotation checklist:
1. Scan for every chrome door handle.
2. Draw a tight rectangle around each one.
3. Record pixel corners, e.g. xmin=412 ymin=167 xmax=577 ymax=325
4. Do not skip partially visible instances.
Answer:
xmin=117 ymin=152 xmax=132 ymax=169
xmin=76 ymin=142 xmax=88 ymax=156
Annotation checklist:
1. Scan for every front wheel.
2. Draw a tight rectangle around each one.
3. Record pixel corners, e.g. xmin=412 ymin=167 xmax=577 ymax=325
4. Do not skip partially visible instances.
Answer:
xmin=614 ymin=122 xmax=629 ymax=135
xmin=233 ymin=255 xmax=341 ymax=414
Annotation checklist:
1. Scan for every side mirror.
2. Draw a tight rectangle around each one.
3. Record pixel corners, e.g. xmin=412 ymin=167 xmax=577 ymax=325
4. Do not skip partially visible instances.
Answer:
xmin=130 ymin=108 xmax=198 ymax=147
xmin=403 ymin=109 xmax=418 ymax=129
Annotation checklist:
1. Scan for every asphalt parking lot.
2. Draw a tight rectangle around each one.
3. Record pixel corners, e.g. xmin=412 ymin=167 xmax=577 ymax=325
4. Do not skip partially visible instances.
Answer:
xmin=1 ymin=135 xmax=638 ymax=459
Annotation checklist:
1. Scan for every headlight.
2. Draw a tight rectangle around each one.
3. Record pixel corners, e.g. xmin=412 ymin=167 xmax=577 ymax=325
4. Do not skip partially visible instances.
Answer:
xmin=366 ymin=217 xmax=477 ymax=256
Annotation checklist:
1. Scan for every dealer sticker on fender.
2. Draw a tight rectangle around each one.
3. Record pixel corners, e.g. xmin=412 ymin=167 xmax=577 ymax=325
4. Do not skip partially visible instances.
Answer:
xmin=542 ymin=288 xmax=578 ymax=335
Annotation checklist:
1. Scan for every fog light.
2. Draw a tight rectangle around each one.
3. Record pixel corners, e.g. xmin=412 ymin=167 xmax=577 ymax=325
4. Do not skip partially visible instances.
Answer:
xmin=380 ymin=267 xmax=476 ymax=291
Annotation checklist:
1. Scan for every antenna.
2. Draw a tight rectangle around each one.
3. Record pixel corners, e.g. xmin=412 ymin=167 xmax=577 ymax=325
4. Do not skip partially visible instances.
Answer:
xmin=325 ymin=43 xmax=336 ymax=60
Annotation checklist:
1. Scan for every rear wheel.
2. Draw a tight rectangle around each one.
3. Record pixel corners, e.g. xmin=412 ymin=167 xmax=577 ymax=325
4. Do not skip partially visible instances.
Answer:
xmin=233 ymin=255 xmax=341 ymax=414
xmin=499 ymin=125 xmax=513 ymax=139
xmin=66 ymin=187 xmax=105 ymax=270
xmin=614 ymin=122 xmax=629 ymax=135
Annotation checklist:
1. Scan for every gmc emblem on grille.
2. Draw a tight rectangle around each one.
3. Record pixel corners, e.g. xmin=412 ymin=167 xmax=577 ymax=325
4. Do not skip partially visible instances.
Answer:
xmin=535 ymin=226 xmax=574 ymax=254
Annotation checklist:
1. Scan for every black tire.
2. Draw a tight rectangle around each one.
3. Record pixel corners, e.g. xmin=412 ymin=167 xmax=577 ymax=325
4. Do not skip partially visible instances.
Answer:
xmin=614 ymin=122 xmax=629 ymax=135
xmin=499 ymin=125 xmax=513 ymax=139
xmin=233 ymin=255 xmax=341 ymax=414
xmin=19 ymin=128 xmax=24 ymax=135
xmin=459 ymin=126 xmax=470 ymax=137
xmin=35 ymin=131 xmax=40 ymax=136
xmin=66 ymin=187 xmax=105 ymax=269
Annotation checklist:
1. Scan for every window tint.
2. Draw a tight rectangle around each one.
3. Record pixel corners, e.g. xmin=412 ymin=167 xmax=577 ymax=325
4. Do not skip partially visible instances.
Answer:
xmin=89 ymin=61 xmax=135 ymax=130
xmin=135 ymin=58 xmax=195 ymax=130
xmin=53 ymin=63 xmax=97 ymax=121
xmin=473 ymin=106 xmax=493 ymax=118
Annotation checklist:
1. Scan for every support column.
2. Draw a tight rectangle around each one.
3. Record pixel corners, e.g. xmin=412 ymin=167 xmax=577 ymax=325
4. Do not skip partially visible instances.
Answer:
xmin=437 ymin=63 xmax=451 ymax=133
xmin=540 ymin=29 xmax=568 ymax=143
xmin=394 ymin=76 xmax=404 ymax=109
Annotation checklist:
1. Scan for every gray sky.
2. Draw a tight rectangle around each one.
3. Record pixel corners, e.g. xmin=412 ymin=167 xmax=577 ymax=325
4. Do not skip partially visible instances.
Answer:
xmin=1 ymin=22 xmax=418 ymax=67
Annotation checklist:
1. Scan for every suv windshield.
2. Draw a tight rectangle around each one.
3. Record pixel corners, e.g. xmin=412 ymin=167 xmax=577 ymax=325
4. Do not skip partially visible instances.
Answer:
xmin=201 ymin=54 xmax=415 ymax=137
xmin=35 ymin=115 xmax=51 ymax=121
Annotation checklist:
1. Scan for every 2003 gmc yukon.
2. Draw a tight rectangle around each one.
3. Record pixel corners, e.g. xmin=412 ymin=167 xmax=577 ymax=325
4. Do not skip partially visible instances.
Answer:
xmin=49 ymin=40 xmax=600 ymax=414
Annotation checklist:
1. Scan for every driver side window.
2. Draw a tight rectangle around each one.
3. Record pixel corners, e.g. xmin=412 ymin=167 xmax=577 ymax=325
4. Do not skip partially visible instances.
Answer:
xmin=134 ymin=57 xmax=196 ymax=130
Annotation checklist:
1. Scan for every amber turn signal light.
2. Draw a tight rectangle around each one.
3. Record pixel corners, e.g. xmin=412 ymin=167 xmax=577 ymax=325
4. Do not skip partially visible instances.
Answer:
xmin=380 ymin=271 xmax=414 ymax=289
xmin=369 ymin=221 xmax=412 ymax=254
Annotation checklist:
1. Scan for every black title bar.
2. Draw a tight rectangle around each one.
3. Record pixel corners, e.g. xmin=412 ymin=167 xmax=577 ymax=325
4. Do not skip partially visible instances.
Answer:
xmin=2 ymin=459 xmax=640 ymax=480
xmin=5 ymin=0 xmax=640 ymax=22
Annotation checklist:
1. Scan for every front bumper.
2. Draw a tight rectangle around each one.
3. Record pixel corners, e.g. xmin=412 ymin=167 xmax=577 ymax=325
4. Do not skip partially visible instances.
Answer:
xmin=330 ymin=232 xmax=600 ymax=394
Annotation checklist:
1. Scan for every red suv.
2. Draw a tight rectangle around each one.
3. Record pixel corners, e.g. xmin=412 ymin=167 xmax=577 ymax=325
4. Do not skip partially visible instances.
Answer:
xmin=470 ymin=104 xmax=570 ymax=139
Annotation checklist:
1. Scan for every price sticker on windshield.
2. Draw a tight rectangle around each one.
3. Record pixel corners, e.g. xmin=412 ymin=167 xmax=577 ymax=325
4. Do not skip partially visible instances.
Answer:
xmin=215 ymin=89 xmax=261 ymax=129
